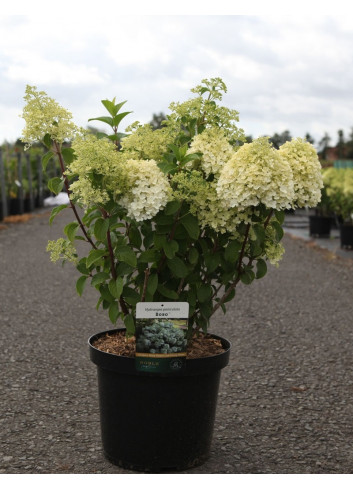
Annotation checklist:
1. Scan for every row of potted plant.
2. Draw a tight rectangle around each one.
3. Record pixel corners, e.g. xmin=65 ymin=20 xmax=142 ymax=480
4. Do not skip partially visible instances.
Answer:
xmin=309 ymin=167 xmax=353 ymax=249
xmin=0 ymin=146 xmax=61 ymax=220
xmin=20 ymin=78 xmax=324 ymax=471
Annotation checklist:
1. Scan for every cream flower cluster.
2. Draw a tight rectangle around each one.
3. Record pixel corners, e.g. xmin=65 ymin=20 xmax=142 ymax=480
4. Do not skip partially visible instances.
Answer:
xmin=46 ymin=238 xmax=78 ymax=264
xmin=118 ymin=159 xmax=172 ymax=221
xmin=279 ymin=138 xmax=323 ymax=207
xmin=21 ymin=86 xmax=79 ymax=148
xmin=172 ymin=170 xmax=252 ymax=233
xmin=216 ymin=138 xmax=295 ymax=211
xmin=187 ymin=127 xmax=234 ymax=176
xmin=67 ymin=134 xmax=124 ymax=206
xmin=121 ymin=123 xmax=176 ymax=161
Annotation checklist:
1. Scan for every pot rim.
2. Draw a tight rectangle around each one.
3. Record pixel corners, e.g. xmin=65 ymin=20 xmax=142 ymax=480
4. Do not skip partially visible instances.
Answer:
xmin=89 ymin=327 xmax=231 ymax=377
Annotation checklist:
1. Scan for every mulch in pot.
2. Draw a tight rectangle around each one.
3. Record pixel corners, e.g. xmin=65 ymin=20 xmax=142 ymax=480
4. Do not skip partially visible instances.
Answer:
xmin=93 ymin=330 xmax=225 ymax=359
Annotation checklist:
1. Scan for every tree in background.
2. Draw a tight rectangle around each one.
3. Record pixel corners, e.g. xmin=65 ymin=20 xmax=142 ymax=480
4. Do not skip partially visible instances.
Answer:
xmin=318 ymin=132 xmax=331 ymax=160
xmin=304 ymin=133 xmax=315 ymax=145
xmin=268 ymin=130 xmax=292 ymax=149
xmin=346 ymin=127 xmax=353 ymax=158
xmin=336 ymin=129 xmax=345 ymax=158
xmin=149 ymin=112 xmax=167 ymax=130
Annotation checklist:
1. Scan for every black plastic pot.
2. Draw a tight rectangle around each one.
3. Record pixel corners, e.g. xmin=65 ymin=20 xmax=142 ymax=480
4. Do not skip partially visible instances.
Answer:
xmin=89 ymin=328 xmax=231 ymax=472
xmin=340 ymin=224 xmax=353 ymax=249
xmin=9 ymin=198 xmax=23 ymax=216
xmin=309 ymin=215 xmax=331 ymax=238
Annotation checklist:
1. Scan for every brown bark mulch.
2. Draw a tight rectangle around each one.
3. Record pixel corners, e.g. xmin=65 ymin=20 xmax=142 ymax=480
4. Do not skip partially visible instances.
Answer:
xmin=92 ymin=330 xmax=225 ymax=359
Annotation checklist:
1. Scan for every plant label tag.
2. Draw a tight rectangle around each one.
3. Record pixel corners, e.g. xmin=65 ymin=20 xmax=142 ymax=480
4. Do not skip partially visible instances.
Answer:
xmin=135 ymin=302 xmax=189 ymax=374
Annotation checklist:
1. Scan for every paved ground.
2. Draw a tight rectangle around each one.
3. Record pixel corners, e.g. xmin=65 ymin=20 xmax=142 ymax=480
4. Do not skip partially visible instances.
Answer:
xmin=1 ymin=208 xmax=353 ymax=474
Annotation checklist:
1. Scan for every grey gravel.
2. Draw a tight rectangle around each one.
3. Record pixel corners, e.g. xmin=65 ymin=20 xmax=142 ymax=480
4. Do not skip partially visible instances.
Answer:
xmin=1 ymin=209 xmax=353 ymax=474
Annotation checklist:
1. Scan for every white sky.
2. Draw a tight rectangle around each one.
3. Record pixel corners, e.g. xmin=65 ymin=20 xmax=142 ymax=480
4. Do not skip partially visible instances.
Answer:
xmin=1 ymin=1 xmax=352 ymax=148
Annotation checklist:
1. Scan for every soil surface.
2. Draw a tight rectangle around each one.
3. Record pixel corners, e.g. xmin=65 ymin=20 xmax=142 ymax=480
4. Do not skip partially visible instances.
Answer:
xmin=93 ymin=330 xmax=225 ymax=358
xmin=1 ymin=208 xmax=353 ymax=474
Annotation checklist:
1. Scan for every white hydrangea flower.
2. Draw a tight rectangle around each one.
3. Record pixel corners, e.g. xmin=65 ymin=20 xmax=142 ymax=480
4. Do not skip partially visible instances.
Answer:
xmin=278 ymin=138 xmax=323 ymax=208
xmin=119 ymin=159 xmax=172 ymax=221
xmin=216 ymin=137 xmax=295 ymax=211
xmin=187 ymin=127 xmax=234 ymax=176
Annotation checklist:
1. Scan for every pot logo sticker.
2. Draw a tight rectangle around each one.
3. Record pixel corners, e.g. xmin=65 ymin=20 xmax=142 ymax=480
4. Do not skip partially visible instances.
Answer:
xmin=135 ymin=302 xmax=189 ymax=373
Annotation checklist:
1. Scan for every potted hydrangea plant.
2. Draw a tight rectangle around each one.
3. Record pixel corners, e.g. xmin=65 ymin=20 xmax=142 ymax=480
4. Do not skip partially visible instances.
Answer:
xmin=21 ymin=78 xmax=323 ymax=471
xmin=308 ymin=184 xmax=333 ymax=238
xmin=322 ymin=167 xmax=353 ymax=248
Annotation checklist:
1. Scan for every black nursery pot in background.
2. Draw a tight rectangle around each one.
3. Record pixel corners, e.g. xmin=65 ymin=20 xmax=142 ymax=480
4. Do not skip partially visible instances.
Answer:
xmin=89 ymin=328 xmax=231 ymax=472
xmin=309 ymin=215 xmax=331 ymax=238
xmin=340 ymin=224 xmax=353 ymax=249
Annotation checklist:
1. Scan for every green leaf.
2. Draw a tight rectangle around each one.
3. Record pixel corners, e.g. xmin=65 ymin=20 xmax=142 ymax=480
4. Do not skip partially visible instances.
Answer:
xmin=48 ymin=177 xmax=64 ymax=195
xmin=43 ymin=133 xmax=52 ymax=149
xmin=256 ymin=259 xmax=267 ymax=279
xmin=271 ymin=221 xmax=284 ymax=241
xmin=114 ymin=100 xmax=128 ymax=114
xmin=180 ymin=152 xmax=202 ymax=165
xmin=153 ymin=234 xmax=167 ymax=249
xmin=164 ymin=200 xmax=181 ymax=216
xmin=180 ymin=213 xmax=200 ymax=240
xmin=225 ymin=240 xmax=242 ymax=263
xmin=108 ymin=277 xmax=124 ymax=299
xmin=91 ymin=272 xmax=110 ymax=287
xmin=49 ymin=204 xmax=68 ymax=225
xmin=76 ymin=259 xmax=90 ymax=275
xmin=146 ymin=273 xmax=158 ymax=295
xmin=76 ymin=276 xmax=87 ymax=296
xmin=123 ymin=313 xmax=135 ymax=336
xmin=157 ymin=160 xmax=178 ymax=174
xmin=98 ymin=284 xmax=115 ymax=303
xmin=163 ymin=240 xmax=179 ymax=259
xmin=123 ymin=286 xmax=140 ymax=306
xmin=64 ymin=222 xmax=79 ymax=242
xmin=199 ymin=301 xmax=213 ymax=319
xmin=61 ymin=147 xmax=75 ymax=164
xmin=96 ymin=297 xmax=103 ymax=310
xmin=128 ymin=226 xmax=142 ymax=249
xmin=205 ymin=253 xmax=220 ymax=273
xmin=116 ymin=261 xmax=134 ymax=277
xmin=109 ymin=302 xmax=120 ymax=324
xmin=94 ymin=218 xmax=109 ymax=242
xmin=274 ymin=210 xmax=285 ymax=225
xmin=223 ymin=287 xmax=235 ymax=303
xmin=101 ymin=99 xmax=120 ymax=116
xmin=117 ymin=246 xmax=137 ymax=267
xmin=42 ymin=151 xmax=54 ymax=171
xmin=167 ymin=257 xmax=189 ymax=278
xmin=240 ymin=269 xmax=255 ymax=285
xmin=139 ymin=249 xmax=158 ymax=263
xmin=157 ymin=284 xmax=178 ymax=300
xmin=188 ymin=247 xmax=199 ymax=265
xmin=253 ymin=224 xmax=266 ymax=243
xmin=87 ymin=116 xmax=114 ymax=127
xmin=112 ymin=111 xmax=133 ymax=127
xmin=86 ymin=249 xmax=106 ymax=268
xmin=197 ymin=284 xmax=213 ymax=303
xmin=167 ymin=143 xmax=181 ymax=160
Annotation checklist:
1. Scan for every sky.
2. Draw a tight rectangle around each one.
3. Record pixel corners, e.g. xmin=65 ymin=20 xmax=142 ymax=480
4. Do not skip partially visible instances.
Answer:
xmin=1 ymin=1 xmax=352 ymax=150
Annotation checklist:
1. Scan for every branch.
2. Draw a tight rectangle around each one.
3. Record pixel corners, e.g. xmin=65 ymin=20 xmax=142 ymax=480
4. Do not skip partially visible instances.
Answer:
xmin=141 ymin=268 xmax=150 ymax=302
xmin=54 ymin=142 xmax=97 ymax=249
xmin=156 ymin=203 xmax=183 ymax=274
xmin=210 ymin=222 xmax=251 ymax=317
xmin=99 ymin=208 xmax=130 ymax=316
xmin=210 ymin=210 xmax=274 ymax=318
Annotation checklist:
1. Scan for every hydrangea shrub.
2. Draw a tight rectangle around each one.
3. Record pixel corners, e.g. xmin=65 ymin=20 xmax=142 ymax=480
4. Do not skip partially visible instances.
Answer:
xmin=21 ymin=78 xmax=323 ymax=338
xmin=322 ymin=167 xmax=353 ymax=223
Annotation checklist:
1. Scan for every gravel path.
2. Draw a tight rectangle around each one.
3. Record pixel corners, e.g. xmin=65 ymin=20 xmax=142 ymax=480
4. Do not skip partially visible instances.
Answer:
xmin=1 ymin=209 xmax=353 ymax=474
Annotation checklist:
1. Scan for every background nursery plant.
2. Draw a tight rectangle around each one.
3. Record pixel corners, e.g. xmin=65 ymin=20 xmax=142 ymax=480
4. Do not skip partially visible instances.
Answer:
xmin=21 ymin=78 xmax=323 ymax=340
